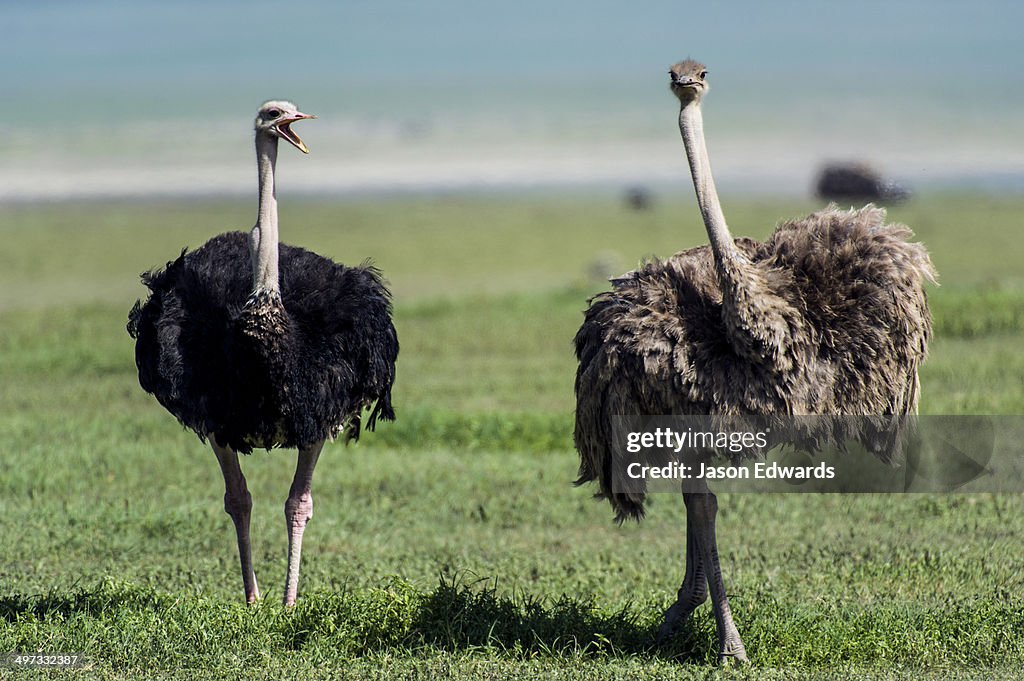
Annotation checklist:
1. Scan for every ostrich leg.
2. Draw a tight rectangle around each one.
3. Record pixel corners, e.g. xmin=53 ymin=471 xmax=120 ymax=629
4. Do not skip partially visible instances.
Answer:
xmin=283 ymin=439 xmax=324 ymax=606
xmin=687 ymin=484 xmax=748 ymax=663
xmin=656 ymin=497 xmax=709 ymax=643
xmin=212 ymin=438 xmax=260 ymax=604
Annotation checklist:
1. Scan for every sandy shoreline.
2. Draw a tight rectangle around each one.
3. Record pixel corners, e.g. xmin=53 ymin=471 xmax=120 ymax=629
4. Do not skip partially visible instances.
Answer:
xmin=3 ymin=142 xmax=1022 ymax=203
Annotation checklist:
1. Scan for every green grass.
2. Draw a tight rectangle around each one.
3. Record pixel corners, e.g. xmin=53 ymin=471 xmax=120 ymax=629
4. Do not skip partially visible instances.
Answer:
xmin=1 ymin=194 xmax=1023 ymax=679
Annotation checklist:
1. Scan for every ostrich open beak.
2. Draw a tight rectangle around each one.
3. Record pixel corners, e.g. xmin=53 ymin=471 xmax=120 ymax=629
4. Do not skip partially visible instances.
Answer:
xmin=275 ymin=111 xmax=316 ymax=154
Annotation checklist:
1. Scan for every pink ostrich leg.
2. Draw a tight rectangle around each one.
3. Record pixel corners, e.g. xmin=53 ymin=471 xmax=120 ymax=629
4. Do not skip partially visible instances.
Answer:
xmin=211 ymin=438 xmax=260 ymax=604
xmin=283 ymin=440 xmax=324 ymax=606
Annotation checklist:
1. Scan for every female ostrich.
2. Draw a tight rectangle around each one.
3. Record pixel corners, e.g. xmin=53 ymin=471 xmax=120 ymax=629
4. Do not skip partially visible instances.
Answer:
xmin=128 ymin=101 xmax=398 ymax=606
xmin=574 ymin=61 xmax=935 ymax=662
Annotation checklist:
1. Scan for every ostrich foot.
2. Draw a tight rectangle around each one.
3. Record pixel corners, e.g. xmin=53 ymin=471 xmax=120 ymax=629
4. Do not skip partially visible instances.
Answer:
xmin=718 ymin=638 xmax=749 ymax=665
xmin=655 ymin=596 xmax=703 ymax=644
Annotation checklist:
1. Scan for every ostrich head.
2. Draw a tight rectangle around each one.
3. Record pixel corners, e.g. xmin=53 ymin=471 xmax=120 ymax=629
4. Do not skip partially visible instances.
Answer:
xmin=255 ymin=100 xmax=316 ymax=154
xmin=669 ymin=59 xmax=709 ymax=106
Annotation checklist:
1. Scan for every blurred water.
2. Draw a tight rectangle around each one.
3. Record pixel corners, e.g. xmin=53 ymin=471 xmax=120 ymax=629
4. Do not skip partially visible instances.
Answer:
xmin=3 ymin=0 xmax=1022 ymax=199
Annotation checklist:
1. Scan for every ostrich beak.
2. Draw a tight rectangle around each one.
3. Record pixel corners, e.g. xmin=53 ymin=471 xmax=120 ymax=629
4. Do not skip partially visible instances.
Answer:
xmin=671 ymin=75 xmax=699 ymax=90
xmin=276 ymin=111 xmax=316 ymax=154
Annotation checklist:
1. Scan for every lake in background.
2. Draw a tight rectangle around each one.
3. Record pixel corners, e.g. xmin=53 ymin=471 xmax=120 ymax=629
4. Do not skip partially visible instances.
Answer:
xmin=3 ymin=0 xmax=1022 ymax=200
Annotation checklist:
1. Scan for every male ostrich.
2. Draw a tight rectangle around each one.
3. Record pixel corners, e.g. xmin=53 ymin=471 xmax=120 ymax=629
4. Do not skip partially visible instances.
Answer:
xmin=128 ymin=101 xmax=398 ymax=606
xmin=574 ymin=61 xmax=935 ymax=662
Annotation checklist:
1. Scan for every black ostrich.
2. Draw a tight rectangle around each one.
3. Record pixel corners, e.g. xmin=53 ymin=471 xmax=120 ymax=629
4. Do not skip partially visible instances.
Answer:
xmin=128 ymin=101 xmax=398 ymax=606
xmin=573 ymin=61 xmax=935 ymax=662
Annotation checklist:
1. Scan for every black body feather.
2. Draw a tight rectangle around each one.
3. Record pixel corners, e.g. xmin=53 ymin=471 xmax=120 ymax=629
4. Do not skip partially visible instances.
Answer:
xmin=128 ymin=232 xmax=398 ymax=453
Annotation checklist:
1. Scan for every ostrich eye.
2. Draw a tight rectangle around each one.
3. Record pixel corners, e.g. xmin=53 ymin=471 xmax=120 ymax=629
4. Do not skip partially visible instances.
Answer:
xmin=265 ymin=109 xmax=281 ymax=118
xmin=699 ymin=70 xmax=707 ymax=79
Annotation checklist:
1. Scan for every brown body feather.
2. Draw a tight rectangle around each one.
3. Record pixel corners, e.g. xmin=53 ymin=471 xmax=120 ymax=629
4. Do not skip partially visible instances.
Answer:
xmin=574 ymin=204 xmax=935 ymax=521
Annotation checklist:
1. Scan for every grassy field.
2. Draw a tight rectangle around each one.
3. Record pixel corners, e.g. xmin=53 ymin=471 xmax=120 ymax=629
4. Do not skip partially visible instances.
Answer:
xmin=1 ymin=193 xmax=1022 ymax=679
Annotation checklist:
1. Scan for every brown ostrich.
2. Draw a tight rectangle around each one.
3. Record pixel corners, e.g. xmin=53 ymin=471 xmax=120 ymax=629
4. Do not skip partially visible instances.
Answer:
xmin=573 ymin=60 xmax=935 ymax=662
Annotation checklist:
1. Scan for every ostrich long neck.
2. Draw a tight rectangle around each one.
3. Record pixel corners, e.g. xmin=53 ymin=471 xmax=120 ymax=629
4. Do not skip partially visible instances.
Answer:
xmin=678 ymin=104 xmax=744 ymax=268
xmin=679 ymin=102 xmax=796 ymax=369
xmin=251 ymin=132 xmax=280 ymax=295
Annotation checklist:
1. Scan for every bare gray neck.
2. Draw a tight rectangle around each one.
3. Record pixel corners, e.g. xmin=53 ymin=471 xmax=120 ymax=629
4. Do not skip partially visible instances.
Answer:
xmin=679 ymin=100 xmax=796 ymax=368
xmin=678 ymin=104 xmax=736 ymax=262
xmin=251 ymin=132 xmax=280 ymax=295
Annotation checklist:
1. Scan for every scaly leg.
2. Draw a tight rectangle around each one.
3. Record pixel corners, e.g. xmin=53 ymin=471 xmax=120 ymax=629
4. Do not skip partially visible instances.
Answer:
xmin=283 ymin=440 xmax=324 ymax=606
xmin=687 ymin=485 xmax=748 ymax=664
xmin=656 ymin=496 xmax=709 ymax=643
xmin=211 ymin=438 xmax=260 ymax=604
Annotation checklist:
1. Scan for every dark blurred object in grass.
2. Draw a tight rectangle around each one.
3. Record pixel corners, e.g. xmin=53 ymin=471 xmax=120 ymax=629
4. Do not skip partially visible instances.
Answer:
xmin=816 ymin=162 xmax=911 ymax=204
xmin=624 ymin=186 xmax=654 ymax=211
